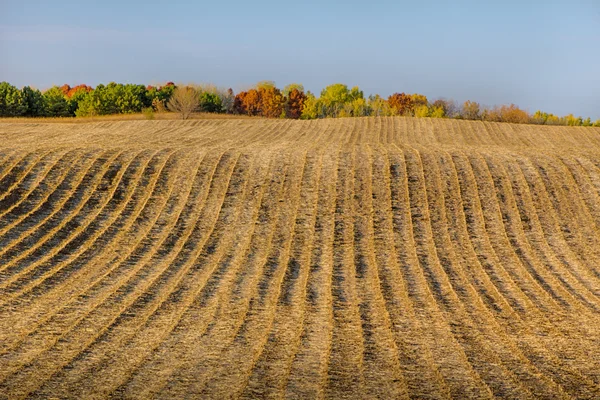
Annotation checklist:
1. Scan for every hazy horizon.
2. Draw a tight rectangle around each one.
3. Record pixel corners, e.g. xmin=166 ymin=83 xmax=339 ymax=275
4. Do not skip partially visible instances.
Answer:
xmin=1 ymin=0 xmax=599 ymax=119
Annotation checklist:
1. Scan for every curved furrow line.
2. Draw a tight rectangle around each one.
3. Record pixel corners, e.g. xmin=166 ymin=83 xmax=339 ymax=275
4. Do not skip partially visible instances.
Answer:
xmin=0 ymin=149 xmax=145 ymax=286
xmin=0 ymin=149 xmax=169 ymax=303
xmin=483 ymin=151 xmax=600 ymax=321
xmin=140 ymin=151 xmax=278 ymax=398
xmin=240 ymin=119 xmax=336 ymax=399
xmin=0 ymin=151 xmax=46 ymax=206
xmin=156 ymin=152 xmax=290 ymax=398
xmin=0 ymin=150 xmax=181 ymax=398
xmin=419 ymin=118 xmax=437 ymax=147
xmin=347 ymin=144 xmax=409 ymax=398
xmin=0 ymin=150 xmax=22 ymax=182
xmin=0 ymin=150 xmax=128 ymax=322
xmin=263 ymin=119 xmax=296 ymax=144
xmin=419 ymin=148 xmax=554 ymax=398
xmin=456 ymin=150 xmax=588 ymax=314
xmin=535 ymin=154 xmax=600 ymax=280
xmin=479 ymin=154 xmax=574 ymax=315
xmin=98 ymin=151 xmax=246 ymax=399
xmin=256 ymin=120 xmax=292 ymax=145
xmin=429 ymin=117 xmax=446 ymax=146
xmin=510 ymin=155 xmax=600 ymax=312
xmin=471 ymin=120 xmax=501 ymax=147
xmin=560 ymin=155 xmax=600 ymax=251
xmin=493 ymin=122 xmax=532 ymax=150
xmin=430 ymin=116 xmax=452 ymax=145
xmin=0 ymin=150 xmax=111 ymax=246
xmin=481 ymin=120 xmax=510 ymax=146
xmin=437 ymin=150 xmax=575 ymax=397
xmin=468 ymin=153 xmax=600 ymax=386
xmin=482 ymin=155 xmax=600 ymax=396
xmin=39 ymin=153 xmax=257 ymax=399
xmin=362 ymin=117 xmax=375 ymax=144
xmin=72 ymin=150 xmax=256 ymax=399
xmin=284 ymin=149 xmax=338 ymax=399
xmin=29 ymin=151 xmax=207 ymax=399
xmin=309 ymin=119 xmax=337 ymax=151
xmin=0 ymin=150 xmax=101 ymax=258
xmin=240 ymin=151 xmax=323 ymax=399
xmin=0 ymin=150 xmax=154 ymax=353
xmin=489 ymin=155 xmax=581 ymax=311
xmin=0 ymin=149 xmax=81 ymax=247
xmin=323 ymin=147 xmax=367 ymax=399
xmin=472 ymin=152 xmax=599 ymax=308
xmin=397 ymin=145 xmax=495 ymax=398
xmin=505 ymin=123 xmax=536 ymax=149
xmin=376 ymin=117 xmax=387 ymax=144
xmin=189 ymin=151 xmax=306 ymax=398
xmin=0 ymin=150 xmax=194 ymax=348
xmin=0 ymin=150 xmax=65 ymax=222
xmin=575 ymin=126 xmax=600 ymax=149
xmin=570 ymin=154 xmax=600 ymax=276
xmin=412 ymin=147 xmax=537 ymax=398
xmin=112 ymin=151 xmax=270 ymax=399
xmin=369 ymin=144 xmax=454 ymax=398
xmin=240 ymin=120 xmax=283 ymax=149
xmin=530 ymin=155 xmax=600 ymax=299
xmin=342 ymin=117 xmax=357 ymax=146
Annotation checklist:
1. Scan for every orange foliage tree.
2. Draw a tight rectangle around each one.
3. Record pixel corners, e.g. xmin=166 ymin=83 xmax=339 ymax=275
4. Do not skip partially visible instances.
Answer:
xmin=387 ymin=93 xmax=414 ymax=116
xmin=259 ymin=86 xmax=284 ymax=118
xmin=286 ymin=88 xmax=306 ymax=119
xmin=59 ymin=84 xmax=93 ymax=98
xmin=234 ymin=89 xmax=261 ymax=116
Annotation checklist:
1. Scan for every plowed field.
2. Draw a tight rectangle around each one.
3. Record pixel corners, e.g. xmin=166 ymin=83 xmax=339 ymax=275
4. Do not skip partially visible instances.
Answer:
xmin=1 ymin=117 xmax=600 ymax=399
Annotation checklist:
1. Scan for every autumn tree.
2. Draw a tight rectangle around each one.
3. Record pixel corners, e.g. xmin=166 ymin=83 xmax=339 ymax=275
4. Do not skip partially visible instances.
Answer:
xmin=497 ymin=104 xmax=530 ymax=124
xmin=410 ymin=93 xmax=428 ymax=108
xmin=283 ymin=83 xmax=305 ymax=97
xmin=300 ymin=91 xmax=319 ymax=120
xmin=147 ymin=83 xmax=175 ymax=112
xmin=234 ymin=89 xmax=261 ymax=116
xmin=414 ymin=105 xmax=430 ymax=118
xmin=387 ymin=93 xmax=413 ymax=116
xmin=461 ymin=100 xmax=481 ymax=120
xmin=432 ymin=99 xmax=459 ymax=118
xmin=285 ymin=87 xmax=306 ymax=119
xmin=259 ymin=86 xmax=285 ymax=118
xmin=368 ymin=95 xmax=390 ymax=116
xmin=167 ymin=86 xmax=199 ymax=119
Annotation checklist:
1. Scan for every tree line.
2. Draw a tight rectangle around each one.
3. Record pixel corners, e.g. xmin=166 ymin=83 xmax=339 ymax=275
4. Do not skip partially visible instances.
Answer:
xmin=0 ymin=80 xmax=598 ymax=127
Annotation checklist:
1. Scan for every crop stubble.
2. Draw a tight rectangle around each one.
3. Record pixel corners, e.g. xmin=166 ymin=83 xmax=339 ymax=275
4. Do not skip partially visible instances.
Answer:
xmin=0 ymin=117 xmax=599 ymax=399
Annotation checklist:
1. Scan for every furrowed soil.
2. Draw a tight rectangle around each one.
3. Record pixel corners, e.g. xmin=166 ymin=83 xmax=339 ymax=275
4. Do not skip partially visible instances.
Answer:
xmin=0 ymin=117 xmax=599 ymax=399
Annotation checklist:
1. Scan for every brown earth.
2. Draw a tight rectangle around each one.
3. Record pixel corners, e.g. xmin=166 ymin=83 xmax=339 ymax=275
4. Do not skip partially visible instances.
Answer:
xmin=0 ymin=117 xmax=599 ymax=399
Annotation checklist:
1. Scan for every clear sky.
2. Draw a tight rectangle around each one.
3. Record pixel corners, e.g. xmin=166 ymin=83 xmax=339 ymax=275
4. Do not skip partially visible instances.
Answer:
xmin=1 ymin=0 xmax=599 ymax=119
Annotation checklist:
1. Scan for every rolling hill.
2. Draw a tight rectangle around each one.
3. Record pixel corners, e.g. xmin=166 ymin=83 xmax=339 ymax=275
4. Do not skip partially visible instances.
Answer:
xmin=0 ymin=117 xmax=599 ymax=399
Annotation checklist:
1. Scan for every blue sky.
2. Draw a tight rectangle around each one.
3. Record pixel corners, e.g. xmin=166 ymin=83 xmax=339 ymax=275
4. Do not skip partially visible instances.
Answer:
xmin=1 ymin=0 xmax=599 ymax=119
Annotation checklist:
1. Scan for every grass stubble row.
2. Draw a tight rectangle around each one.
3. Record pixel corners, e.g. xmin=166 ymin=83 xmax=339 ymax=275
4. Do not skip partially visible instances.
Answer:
xmin=0 ymin=117 xmax=599 ymax=399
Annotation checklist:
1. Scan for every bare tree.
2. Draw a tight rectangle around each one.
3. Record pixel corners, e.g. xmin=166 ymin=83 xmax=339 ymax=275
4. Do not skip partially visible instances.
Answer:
xmin=168 ymin=86 xmax=199 ymax=120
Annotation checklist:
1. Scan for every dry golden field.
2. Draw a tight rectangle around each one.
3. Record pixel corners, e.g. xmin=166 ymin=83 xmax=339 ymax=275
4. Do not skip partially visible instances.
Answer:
xmin=0 ymin=117 xmax=600 ymax=399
